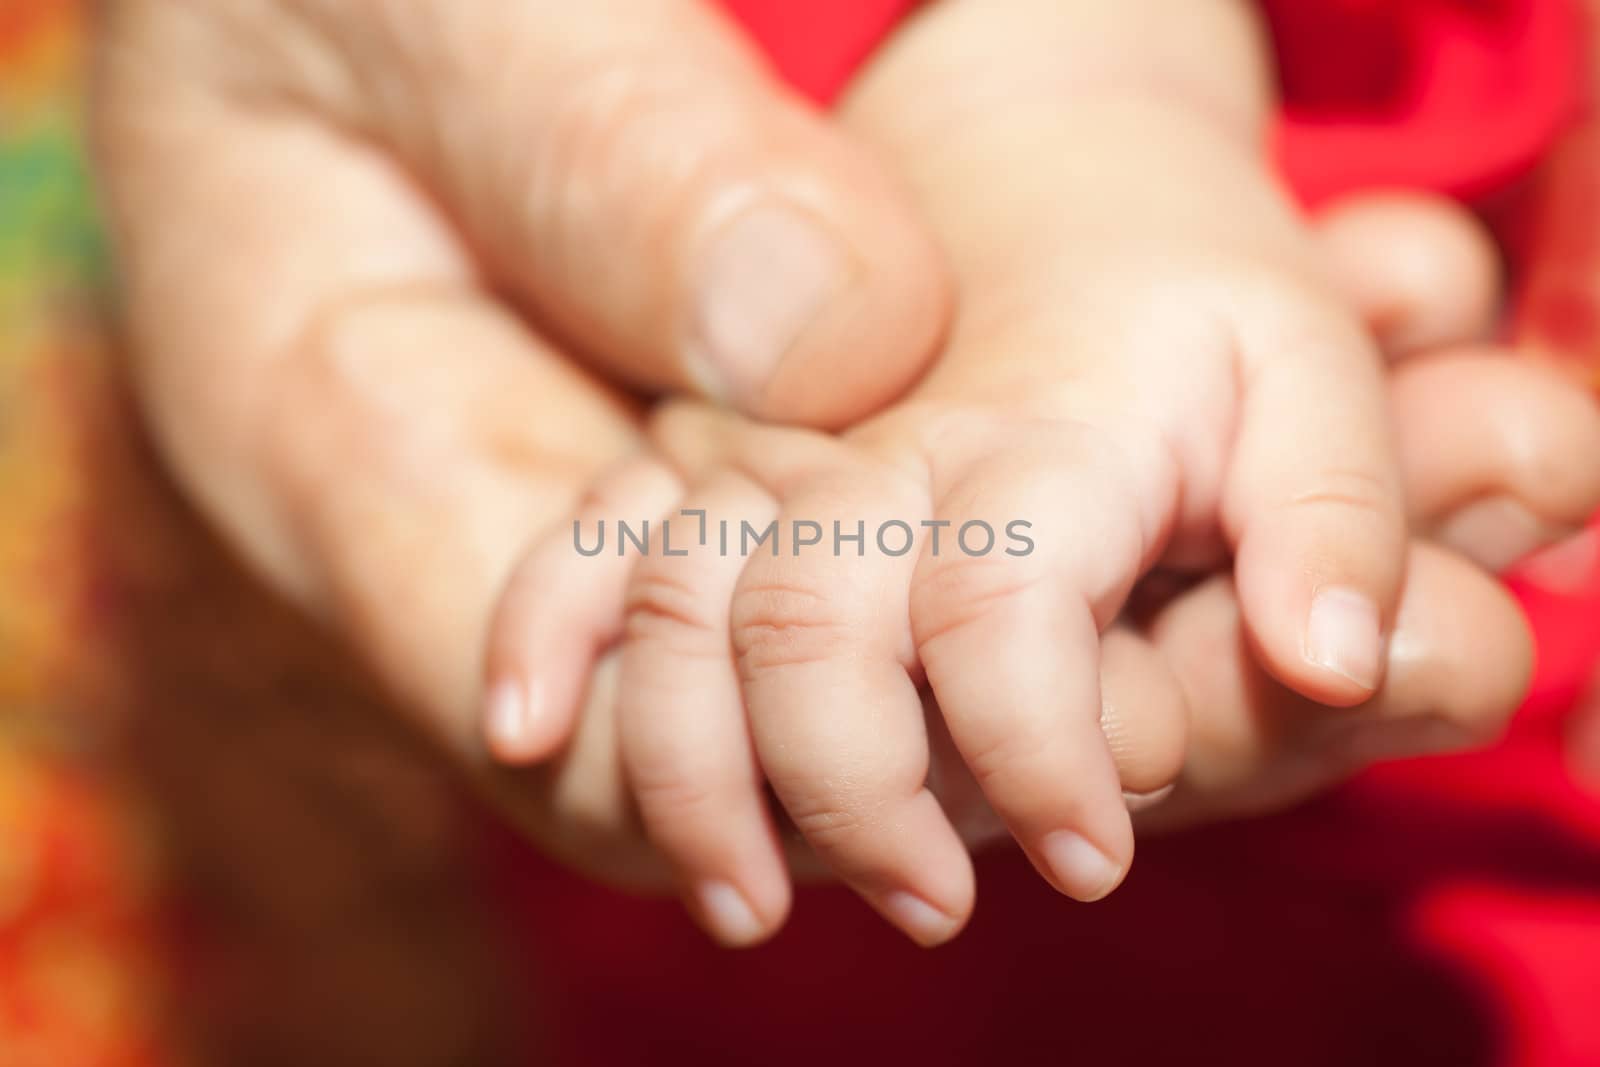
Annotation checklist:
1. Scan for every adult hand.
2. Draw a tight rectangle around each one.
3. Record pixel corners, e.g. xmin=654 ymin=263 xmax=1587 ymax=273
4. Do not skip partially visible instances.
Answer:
xmin=90 ymin=0 xmax=949 ymax=777
xmin=499 ymin=335 xmax=1600 ymax=892
xmin=91 ymin=0 xmax=1600 ymax=899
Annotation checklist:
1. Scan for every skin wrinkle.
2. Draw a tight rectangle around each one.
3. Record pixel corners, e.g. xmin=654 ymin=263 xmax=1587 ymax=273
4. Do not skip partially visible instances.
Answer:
xmin=625 ymin=568 xmax=723 ymax=641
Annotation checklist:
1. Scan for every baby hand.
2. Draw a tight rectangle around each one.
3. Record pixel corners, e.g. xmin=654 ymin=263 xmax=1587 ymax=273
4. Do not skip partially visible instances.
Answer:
xmin=495 ymin=339 xmax=1598 ymax=946
xmin=631 ymin=0 xmax=1417 ymax=932
xmin=481 ymin=0 xmax=1600 ymax=945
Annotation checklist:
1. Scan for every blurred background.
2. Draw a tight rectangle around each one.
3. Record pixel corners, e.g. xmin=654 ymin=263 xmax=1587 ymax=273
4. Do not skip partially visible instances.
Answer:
xmin=1 ymin=3 xmax=529 ymax=1063
xmin=6 ymin=2 xmax=1600 ymax=1065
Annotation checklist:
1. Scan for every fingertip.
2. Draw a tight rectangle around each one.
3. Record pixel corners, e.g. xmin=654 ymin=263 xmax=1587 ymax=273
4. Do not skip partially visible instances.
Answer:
xmin=1303 ymin=585 xmax=1384 ymax=697
xmin=1099 ymin=627 xmax=1190 ymax=798
xmin=683 ymin=197 xmax=853 ymax=414
xmin=481 ymin=573 xmax=599 ymax=765
xmin=1392 ymin=349 xmax=1600 ymax=538
xmin=1228 ymin=300 xmax=1407 ymax=706
xmin=1388 ymin=542 xmax=1535 ymax=741
xmin=1040 ymin=830 xmax=1128 ymax=903
xmin=482 ymin=460 xmax=682 ymax=765
xmin=481 ymin=664 xmax=584 ymax=764
xmin=1314 ymin=191 xmax=1500 ymax=356
xmin=656 ymin=792 xmax=795 ymax=949
xmin=693 ymin=879 xmax=790 ymax=949
xmin=877 ymin=889 xmax=969 ymax=948
xmin=858 ymin=795 xmax=977 ymax=949
xmin=469 ymin=7 xmax=952 ymax=431
xmin=1235 ymin=530 xmax=1399 ymax=708
xmin=742 ymin=188 xmax=952 ymax=429
xmin=483 ymin=676 xmax=536 ymax=763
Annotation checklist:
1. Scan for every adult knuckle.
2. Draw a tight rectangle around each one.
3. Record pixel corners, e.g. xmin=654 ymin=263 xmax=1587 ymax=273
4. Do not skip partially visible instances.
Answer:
xmin=1102 ymin=701 xmax=1188 ymax=796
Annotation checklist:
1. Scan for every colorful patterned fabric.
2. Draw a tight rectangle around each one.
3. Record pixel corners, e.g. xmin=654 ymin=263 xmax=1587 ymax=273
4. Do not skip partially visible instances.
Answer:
xmin=3 ymin=9 xmax=524 ymax=1060
xmin=1 ymin=3 xmax=177 ymax=1065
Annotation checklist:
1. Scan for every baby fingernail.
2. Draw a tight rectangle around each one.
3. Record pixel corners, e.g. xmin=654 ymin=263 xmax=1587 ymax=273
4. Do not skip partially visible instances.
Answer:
xmin=1041 ymin=831 xmax=1124 ymax=902
xmin=687 ymin=201 xmax=849 ymax=406
xmin=880 ymin=891 xmax=959 ymax=947
xmin=485 ymin=678 xmax=536 ymax=759
xmin=697 ymin=881 xmax=765 ymax=947
xmin=1305 ymin=586 xmax=1382 ymax=691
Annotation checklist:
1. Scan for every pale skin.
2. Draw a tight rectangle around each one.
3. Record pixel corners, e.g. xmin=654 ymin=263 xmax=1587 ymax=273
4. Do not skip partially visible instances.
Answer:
xmin=483 ymin=0 xmax=1600 ymax=945
xmin=483 ymin=324 xmax=1600 ymax=943
xmin=92 ymin=0 xmax=1600 ymax=949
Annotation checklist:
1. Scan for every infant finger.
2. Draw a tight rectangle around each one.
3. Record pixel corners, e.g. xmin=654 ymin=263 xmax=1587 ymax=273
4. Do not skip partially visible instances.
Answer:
xmin=731 ymin=471 xmax=975 ymax=946
xmin=483 ymin=459 xmax=684 ymax=763
xmin=1225 ymin=294 xmax=1407 ymax=707
xmin=913 ymin=428 xmax=1156 ymax=902
xmin=618 ymin=475 xmax=791 ymax=947
xmin=882 ymin=620 xmax=1191 ymax=858
xmin=482 ymin=650 xmax=674 ymax=892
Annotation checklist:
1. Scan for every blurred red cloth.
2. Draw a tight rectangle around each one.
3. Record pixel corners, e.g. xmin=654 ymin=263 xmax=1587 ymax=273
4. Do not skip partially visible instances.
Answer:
xmin=500 ymin=4 xmax=1600 ymax=1065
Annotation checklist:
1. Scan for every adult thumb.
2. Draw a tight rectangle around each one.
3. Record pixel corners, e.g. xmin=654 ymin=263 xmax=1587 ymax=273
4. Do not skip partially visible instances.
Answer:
xmin=309 ymin=0 xmax=950 ymax=428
